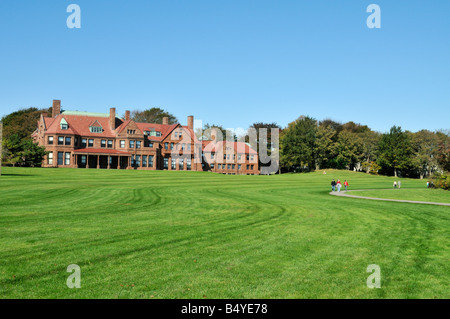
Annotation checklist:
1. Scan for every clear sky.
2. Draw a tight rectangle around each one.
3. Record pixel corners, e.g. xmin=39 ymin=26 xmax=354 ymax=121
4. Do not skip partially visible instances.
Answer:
xmin=0 ymin=0 xmax=449 ymax=133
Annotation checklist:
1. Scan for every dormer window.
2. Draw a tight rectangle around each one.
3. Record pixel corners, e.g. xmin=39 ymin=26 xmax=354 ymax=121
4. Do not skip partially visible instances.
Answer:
xmin=90 ymin=126 xmax=102 ymax=133
xmin=60 ymin=118 xmax=68 ymax=130
xmin=89 ymin=120 xmax=103 ymax=133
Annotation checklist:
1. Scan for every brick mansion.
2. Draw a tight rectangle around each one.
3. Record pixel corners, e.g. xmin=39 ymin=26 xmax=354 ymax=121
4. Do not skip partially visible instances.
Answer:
xmin=33 ymin=100 xmax=259 ymax=175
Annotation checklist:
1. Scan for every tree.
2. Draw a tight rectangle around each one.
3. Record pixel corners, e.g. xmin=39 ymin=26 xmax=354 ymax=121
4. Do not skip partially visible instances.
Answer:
xmin=334 ymin=130 xmax=364 ymax=170
xmin=360 ymin=130 xmax=381 ymax=173
xmin=314 ymin=125 xmax=336 ymax=169
xmin=280 ymin=116 xmax=317 ymax=171
xmin=1 ymin=107 xmax=50 ymax=141
xmin=130 ymin=108 xmax=178 ymax=124
xmin=411 ymin=130 xmax=440 ymax=179
xmin=377 ymin=126 xmax=414 ymax=177
xmin=435 ymin=130 xmax=450 ymax=172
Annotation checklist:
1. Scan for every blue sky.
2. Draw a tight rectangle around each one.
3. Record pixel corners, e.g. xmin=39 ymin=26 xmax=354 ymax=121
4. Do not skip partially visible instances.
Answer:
xmin=0 ymin=0 xmax=449 ymax=133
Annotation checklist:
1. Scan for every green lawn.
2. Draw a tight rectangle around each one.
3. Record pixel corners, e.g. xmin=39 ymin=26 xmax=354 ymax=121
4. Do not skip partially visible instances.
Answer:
xmin=0 ymin=168 xmax=448 ymax=299
xmin=353 ymin=189 xmax=450 ymax=204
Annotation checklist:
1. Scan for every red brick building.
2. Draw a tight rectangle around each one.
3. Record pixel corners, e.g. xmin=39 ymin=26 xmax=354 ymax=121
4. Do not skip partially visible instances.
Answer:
xmin=34 ymin=100 xmax=259 ymax=175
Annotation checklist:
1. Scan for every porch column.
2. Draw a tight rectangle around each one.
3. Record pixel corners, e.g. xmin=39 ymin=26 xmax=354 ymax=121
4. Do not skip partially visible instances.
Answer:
xmin=87 ymin=155 xmax=90 ymax=168
xmin=96 ymin=155 xmax=100 ymax=169
xmin=107 ymin=155 xmax=110 ymax=169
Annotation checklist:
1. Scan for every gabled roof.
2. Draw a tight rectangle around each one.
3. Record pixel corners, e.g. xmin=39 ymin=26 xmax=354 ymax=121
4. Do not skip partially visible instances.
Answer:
xmin=44 ymin=114 xmax=117 ymax=137
xmin=202 ymin=140 xmax=257 ymax=154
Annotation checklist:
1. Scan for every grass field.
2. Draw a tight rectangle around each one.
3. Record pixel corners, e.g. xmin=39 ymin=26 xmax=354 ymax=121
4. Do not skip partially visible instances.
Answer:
xmin=351 ymin=189 xmax=450 ymax=204
xmin=0 ymin=167 xmax=449 ymax=299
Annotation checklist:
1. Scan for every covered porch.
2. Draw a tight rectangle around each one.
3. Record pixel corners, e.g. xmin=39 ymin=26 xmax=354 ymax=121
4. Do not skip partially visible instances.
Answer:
xmin=73 ymin=149 xmax=132 ymax=169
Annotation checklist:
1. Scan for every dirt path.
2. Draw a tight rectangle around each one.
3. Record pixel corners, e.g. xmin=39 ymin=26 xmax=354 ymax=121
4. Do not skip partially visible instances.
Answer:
xmin=329 ymin=190 xmax=450 ymax=207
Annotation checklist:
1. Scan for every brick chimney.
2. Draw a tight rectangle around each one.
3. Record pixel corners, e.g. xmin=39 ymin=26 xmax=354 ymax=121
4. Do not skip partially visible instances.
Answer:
xmin=52 ymin=100 xmax=61 ymax=118
xmin=125 ymin=110 xmax=130 ymax=121
xmin=162 ymin=117 xmax=169 ymax=125
xmin=110 ymin=107 xmax=116 ymax=130
xmin=187 ymin=116 xmax=194 ymax=130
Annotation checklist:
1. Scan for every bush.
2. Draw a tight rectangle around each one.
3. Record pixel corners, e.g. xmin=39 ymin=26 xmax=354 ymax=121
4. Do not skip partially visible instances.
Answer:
xmin=431 ymin=172 xmax=450 ymax=190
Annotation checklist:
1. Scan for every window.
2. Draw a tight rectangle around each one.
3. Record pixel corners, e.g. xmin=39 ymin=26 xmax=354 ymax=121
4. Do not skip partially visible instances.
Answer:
xmin=65 ymin=153 xmax=71 ymax=165
xmin=164 ymin=158 xmax=169 ymax=169
xmin=136 ymin=141 xmax=141 ymax=149
xmin=88 ymin=139 xmax=94 ymax=147
xmin=174 ymin=132 xmax=178 ymax=138
xmin=247 ymin=155 xmax=250 ymax=161
xmin=143 ymin=155 xmax=147 ymax=167
xmin=187 ymin=144 xmax=191 ymax=151
xmin=251 ymin=165 xmax=254 ymax=170
xmin=127 ymin=129 xmax=136 ymax=134
xmin=57 ymin=152 xmax=64 ymax=165
xmin=186 ymin=158 xmax=191 ymax=171
xmin=211 ymin=163 xmax=214 ymax=169
xmin=136 ymin=155 xmax=141 ymax=167
xmin=238 ymin=164 xmax=241 ymax=170
xmin=107 ymin=140 xmax=113 ymax=148
xmin=130 ymin=140 xmax=135 ymax=148
xmin=148 ymin=142 xmax=153 ymax=148
xmin=48 ymin=152 xmax=53 ymax=165
xmin=74 ymin=136 xmax=78 ymax=146
xmin=120 ymin=140 xmax=125 ymax=148
xmin=250 ymin=155 xmax=254 ymax=161
xmin=81 ymin=155 xmax=87 ymax=165
xmin=232 ymin=164 xmax=235 ymax=169
xmin=101 ymin=140 xmax=106 ymax=148
xmin=218 ymin=164 xmax=221 ymax=169
xmin=65 ymin=137 xmax=71 ymax=146
xmin=58 ymin=137 xmax=64 ymax=145
xmin=48 ymin=136 xmax=54 ymax=145
xmin=171 ymin=159 xmax=176 ymax=170
xmin=90 ymin=126 xmax=102 ymax=133
xmin=179 ymin=159 xmax=184 ymax=170
xmin=131 ymin=155 xmax=135 ymax=167
xmin=156 ymin=131 xmax=162 ymax=137
xmin=149 ymin=155 xmax=154 ymax=167
xmin=60 ymin=118 xmax=68 ymax=130
xmin=164 ymin=142 xmax=168 ymax=150
xmin=227 ymin=164 xmax=231 ymax=169
xmin=170 ymin=143 xmax=174 ymax=150
xmin=81 ymin=138 xmax=87 ymax=148
xmin=181 ymin=143 xmax=185 ymax=151
xmin=211 ymin=153 xmax=215 ymax=159
xmin=247 ymin=165 xmax=250 ymax=170
xmin=223 ymin=154 xmax=226 ymax=160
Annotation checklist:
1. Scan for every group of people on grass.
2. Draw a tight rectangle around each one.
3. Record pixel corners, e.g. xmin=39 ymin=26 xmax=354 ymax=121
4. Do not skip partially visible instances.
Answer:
xmin=393 ymin=181 xmax=401 ymax=189
xmin=331 ymin=179 xmax=349 ymax=192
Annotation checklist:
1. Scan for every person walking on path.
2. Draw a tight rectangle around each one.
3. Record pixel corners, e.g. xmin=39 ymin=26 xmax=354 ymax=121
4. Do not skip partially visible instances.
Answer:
xmin=337 ymin=179 xmax=342 ymax=192
xmin=393 ymin=181 xmax=397 ymax=189
xmin=398 ymin=180 xmax=401 ymax=189
xmin=344 ymin=180 xmax=349 ymax=191
xmin=331 ymin=179 xmax=336 ymax=192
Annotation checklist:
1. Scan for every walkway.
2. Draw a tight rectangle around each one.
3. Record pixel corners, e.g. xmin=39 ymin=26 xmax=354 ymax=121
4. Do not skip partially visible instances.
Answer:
xmin=329 ymin=189 xmax=450 ymax=207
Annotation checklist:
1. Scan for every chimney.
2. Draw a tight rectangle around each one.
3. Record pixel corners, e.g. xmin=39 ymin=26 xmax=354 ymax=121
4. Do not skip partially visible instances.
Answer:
xmin=162 ymin=117 xmax=169 ymax=125
xmin=125 ymin=110 xmax=130 ymax=121
xmin=187 ymin=115 xmax=194 ymax=130
xmin=110 ymin=107 xmax=116 ymax=130
xmin=52 ymin=100 xmax=61 ymax=118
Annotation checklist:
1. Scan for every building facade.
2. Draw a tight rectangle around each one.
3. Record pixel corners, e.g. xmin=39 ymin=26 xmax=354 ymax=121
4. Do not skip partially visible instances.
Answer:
xmin=33 ymin=100 xmax=259 ymax=175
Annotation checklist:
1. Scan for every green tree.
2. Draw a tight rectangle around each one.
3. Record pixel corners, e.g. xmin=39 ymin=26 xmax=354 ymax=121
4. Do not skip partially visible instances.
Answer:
xmin=130 ymin=108 xmax=178 ymax=124
xmin=411 ymin=130 xmax=440 ymax=179
xmin=435 ymin=130 xmax=450 ymax=172
xmin=334 ymin=130 xmax=364 ymax=170
xmin=314 ymin=125 xmax=336 ymax=169
xmin=377 ymin=126 xmax=414 ymax=177
xmin=280 ymin=116 xmax=317 ymax=171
